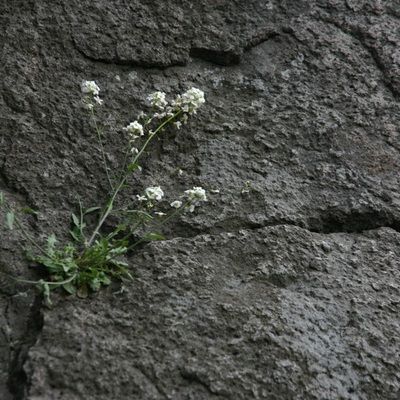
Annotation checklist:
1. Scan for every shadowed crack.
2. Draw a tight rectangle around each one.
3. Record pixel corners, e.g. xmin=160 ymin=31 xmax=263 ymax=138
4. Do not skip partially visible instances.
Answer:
xmin=74 ymin=45 xmax=188 ymax=68
xmin=189 ymin=47 xmax=242 ymax=66
xmin=7 ymin=294 xmax=43 ymax=400
xmin=307 ymin=208 xmax=400 ymax=234
xmin=190 ymin=27 xmax=280 ymax=66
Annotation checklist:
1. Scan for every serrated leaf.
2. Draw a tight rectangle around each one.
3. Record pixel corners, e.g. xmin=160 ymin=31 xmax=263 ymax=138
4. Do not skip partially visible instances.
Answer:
xmin=47 ymin=234 xmax=57 ymax=253
xmin=99 ymin=274 xmax=111 ymax=286
xmin=89 ymin=278 xmax=101 ymax=292
xmin=6 ymin=212 xmax=14 ymax=230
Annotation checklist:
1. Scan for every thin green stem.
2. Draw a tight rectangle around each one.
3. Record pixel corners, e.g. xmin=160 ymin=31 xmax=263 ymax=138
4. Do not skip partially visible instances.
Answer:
xmin=1 ymin=202 xmax=48 ymax=257
xmin=128 ymin=200 xmax=191 ymax=251
xmin=118 ymin=145 xmax=131 ymax=185
xmin=87 ymin=183 xmax=123 ymax=247
xmin=131 ymin=110 xmax=182 ymax=165
xmin=9 ymin=273 xmax=77 ymax=287
xmin=87 ymin=110 xmax=182 ymax=247
xmin=90 ymin=107 xmax=114 ymax=191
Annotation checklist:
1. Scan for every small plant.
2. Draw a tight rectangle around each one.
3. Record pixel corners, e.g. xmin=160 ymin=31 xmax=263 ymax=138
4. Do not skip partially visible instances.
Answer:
xmin=0 ymin=81 xmax=207 ymax=305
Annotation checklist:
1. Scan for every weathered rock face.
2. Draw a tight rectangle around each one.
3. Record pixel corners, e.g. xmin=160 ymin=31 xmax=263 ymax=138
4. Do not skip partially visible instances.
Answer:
xmin=1 ymin=0 xmax=400 ymax=399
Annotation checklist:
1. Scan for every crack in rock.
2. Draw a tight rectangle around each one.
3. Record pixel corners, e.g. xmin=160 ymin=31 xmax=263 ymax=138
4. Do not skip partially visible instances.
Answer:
xmin=7 ymin=294 xmax=43 ymax=400
xmin=307 ymin=209 xmax=400 ymax=234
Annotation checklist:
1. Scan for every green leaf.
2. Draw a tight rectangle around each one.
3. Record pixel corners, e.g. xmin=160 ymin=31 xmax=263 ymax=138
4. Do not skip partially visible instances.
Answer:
xmin=88 ymin=278 xmax=101 ymax=292
xmin=84 ymin=206 xmax=101 ymax=215
xmin=146 ymin=233 xmax=165 ymax=240
xmin=70 ymin=229 xmax=80 ymax=241
xmin=71 ymin=213 xmax=80 ymax=227
xmin=62 ymin=281 xmax=77 ymax=295
xmin=37 ymin=257 xmax=62 ymax=273
xmin=19 ymin=207 xmax=36 ymax=214
xmin=47 ymin=234 xmax=57 ymax=253
xmin=38 ymin=281 xmax=52 ymax=306
xmin=127 ymin=163 xmax=139 ymax=173
xmin=6 ymin=212 xmax=14 ymax=230
xmin=0 ymin=192 xmax=4 ymax=206
xmin=99 ymin=273 xmax=111 ymax=286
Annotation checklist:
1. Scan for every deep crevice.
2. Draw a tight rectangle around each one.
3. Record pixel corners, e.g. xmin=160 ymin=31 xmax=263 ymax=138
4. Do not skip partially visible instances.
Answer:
xmin=189 ymin=47 xmax=242 ymax=66
xmin=7 ymin=294 xmax=44 ymax=400
xmin=307 ymin=209 xmax=400 ymax=234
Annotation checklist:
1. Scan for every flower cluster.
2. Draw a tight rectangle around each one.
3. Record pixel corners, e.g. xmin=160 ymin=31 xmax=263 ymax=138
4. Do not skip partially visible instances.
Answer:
xmin=185 ymin=187 xmax=207 ymax=201
xmin=123 ymin=88 xmax=205 ymax=146
xmin=170 ymin=200 xmax=182 ymax=208
xmin=147 ymin=91 xmax=168 ymax=110
xmin=184 ymin=186 xmax=207 ymax=212
xmin=135 ymin=185 xmax=207 ymax=215
xmin=145 ymin=186 xmax=164 ymax=201
xmin=177 ymin=87 xmax=206 ymax=115
xmin=81 ymin=80 xmax=103 ymax=110
xmin=124 ymin=121 xmax=144 ymax=139
xmin=136 ymin=186 xmax=164 ymax=208
xmin=81 ymin=81 xmax=100 ymax=95
xmin=123 ymin=87 xmax=205 ymax=155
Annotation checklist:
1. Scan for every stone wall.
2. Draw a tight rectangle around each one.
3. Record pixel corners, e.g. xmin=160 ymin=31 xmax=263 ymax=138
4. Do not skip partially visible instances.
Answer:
xmin=1 ymin=1 xmax=400 ymax=399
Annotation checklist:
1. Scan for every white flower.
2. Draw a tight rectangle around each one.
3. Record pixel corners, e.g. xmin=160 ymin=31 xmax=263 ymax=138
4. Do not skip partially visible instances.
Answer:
xmin=184 ymin=187 xmax=207 ymax=213
xmin=93 ymin=96 xmax=103 ymax=106
xmin=130 ymin=147 xmax=139 ymax=154
xmin=124 ymin=121 xmax=144 ymax=137
xmin=170 ymin=200 xmax=182 ymax=208
xmin=181 ymin=88 xmax=205 ymax=114
xmin=155 ymin=212 xmax=166 ymax=217
xmin=148 ymin=91 xmax=168 ymax=109
xmin=173 ymin=121 xmax=182 ymax=129
xmin=185 ymin=186 xmax=207 ymax=201
xmin=154 ymin=112 xmax=166 ymax=120
xmin=172 ymin=95 xmax=182 ymax=107
xmin=144 ymin=186 xmax=164 ymax=201
xmin=81 ymin=81 xmax=100 ymax=96
xmin=136 ymin=195 xmax=147 ymax=202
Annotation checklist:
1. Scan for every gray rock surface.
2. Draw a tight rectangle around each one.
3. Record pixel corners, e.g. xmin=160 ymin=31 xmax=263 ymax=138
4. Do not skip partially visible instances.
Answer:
xmin=1 ymin=0 xmax=400 ymax=399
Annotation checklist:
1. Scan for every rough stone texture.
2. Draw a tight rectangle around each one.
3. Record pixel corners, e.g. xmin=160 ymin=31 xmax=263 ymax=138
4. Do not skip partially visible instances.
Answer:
xmin=1 ymin=0 xmax=400 ymax=399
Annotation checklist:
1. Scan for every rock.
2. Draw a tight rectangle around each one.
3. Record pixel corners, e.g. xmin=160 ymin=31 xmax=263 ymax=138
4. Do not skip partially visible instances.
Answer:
xmin=1 ymin=0 xmax=400 ymax=399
